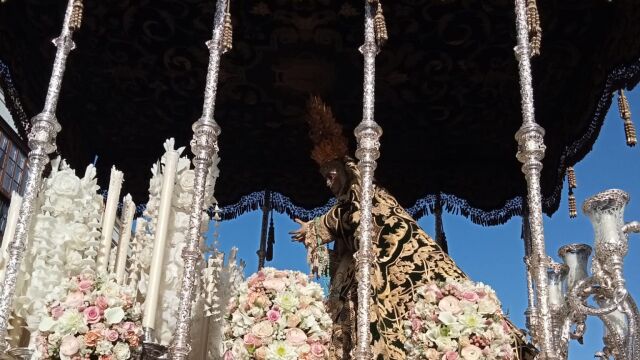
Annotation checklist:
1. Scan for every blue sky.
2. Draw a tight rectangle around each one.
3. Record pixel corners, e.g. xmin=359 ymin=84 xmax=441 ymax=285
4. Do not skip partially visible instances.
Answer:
xmin=211 ymin=89 xmax=639 ymax=359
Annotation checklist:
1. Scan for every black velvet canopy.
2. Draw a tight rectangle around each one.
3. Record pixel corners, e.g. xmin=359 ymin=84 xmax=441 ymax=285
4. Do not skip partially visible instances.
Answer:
xmin=0 ymin=0 xmax=638 ymax=224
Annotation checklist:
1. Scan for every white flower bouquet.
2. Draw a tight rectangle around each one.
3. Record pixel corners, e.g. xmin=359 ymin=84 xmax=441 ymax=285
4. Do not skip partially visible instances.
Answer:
xmin=405 ymin=279 xmax=515 ymax=360
xmin=223 ymin=268 xmax=332 ymax=360
xmin=35 ymin=274 xmax=143 ymax=360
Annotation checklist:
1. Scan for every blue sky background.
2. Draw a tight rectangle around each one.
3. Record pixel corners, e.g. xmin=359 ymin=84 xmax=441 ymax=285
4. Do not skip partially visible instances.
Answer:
xmin=211 ymin=89 xmax=639 ymax=359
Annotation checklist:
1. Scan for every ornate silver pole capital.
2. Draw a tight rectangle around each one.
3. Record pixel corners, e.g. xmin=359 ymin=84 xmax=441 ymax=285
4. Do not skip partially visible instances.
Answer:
xmin=512 ymin=0 xmax=557 ymax=358
xmin=352 ymin=2 xmax=382 ymax=360
xmin=168 ymin=0 xmax=229 ymax=358
xmin=0 ymin=0 xmax=80 ymax=352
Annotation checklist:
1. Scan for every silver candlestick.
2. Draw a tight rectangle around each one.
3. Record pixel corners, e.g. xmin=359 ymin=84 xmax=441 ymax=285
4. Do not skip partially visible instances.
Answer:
xmin=352 ymin=1 xmax=383 ymax=359
xmin=168 ymin=0 xmax=229 ymax=358
xmin=512 ymin=0 xmax=556 ymax=357
xmin=0 ymin=0 xmax=81 ymax=352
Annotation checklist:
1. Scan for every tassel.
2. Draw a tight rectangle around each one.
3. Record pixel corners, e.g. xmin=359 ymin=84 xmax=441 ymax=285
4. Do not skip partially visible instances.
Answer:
xmin=526 ymin=0 xmax=542 ymax=56
xmin=568 ymin=189 xmax=577 ymax=219
xmin=266 ymin=211 xmax=275 ymax=261
xmin=434 ymin=194 xmax=449 ymax=254
xmin=373 ymin=2 xmax=388 ymax=47
xmin=567 ymin=167 xmax=577 ymax=189
xmin=222 ymin=3 xmax=233 ymax=53
xmin=69 ymin=0 xmax=84 ymax=32
xmin=618 ymin=90 xmax=637 ymax=147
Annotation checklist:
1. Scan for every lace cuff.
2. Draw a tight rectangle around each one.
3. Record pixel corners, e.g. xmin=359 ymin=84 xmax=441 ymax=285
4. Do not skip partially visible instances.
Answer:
xmin=306 ymin=217 xmax=331 ymax=278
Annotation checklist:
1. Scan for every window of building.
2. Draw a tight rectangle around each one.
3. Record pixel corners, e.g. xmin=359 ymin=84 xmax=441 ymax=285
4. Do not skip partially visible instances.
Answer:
xmin=0 ymin=131 xmax=26 ymax=197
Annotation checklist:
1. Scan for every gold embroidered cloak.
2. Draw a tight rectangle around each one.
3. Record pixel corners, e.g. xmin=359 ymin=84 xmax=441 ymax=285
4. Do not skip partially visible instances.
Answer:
xmin=305 ymin=164 xmax=535 ymax=360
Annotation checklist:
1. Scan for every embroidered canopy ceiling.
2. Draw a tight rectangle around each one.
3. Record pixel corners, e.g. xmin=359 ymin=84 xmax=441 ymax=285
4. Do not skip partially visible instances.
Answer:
xmin=0 ymin=0 xmax=638 ymax=224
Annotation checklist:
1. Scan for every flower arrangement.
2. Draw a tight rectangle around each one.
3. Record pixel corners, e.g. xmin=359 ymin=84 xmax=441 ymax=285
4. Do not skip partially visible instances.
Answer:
xmin=223 ymin=268 xmax=332 ymax=360
xmin=405 ymin=279 xmax=515 ymax=360
xmin=16 ymin=158 xmax=105 ymax=331
xmin=35 ymin=274 xmax=143 ymax=360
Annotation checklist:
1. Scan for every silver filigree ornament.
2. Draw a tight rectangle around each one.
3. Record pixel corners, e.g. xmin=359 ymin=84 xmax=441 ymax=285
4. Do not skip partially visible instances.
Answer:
xmin=0 ymin=0 xmax=79 ymax=352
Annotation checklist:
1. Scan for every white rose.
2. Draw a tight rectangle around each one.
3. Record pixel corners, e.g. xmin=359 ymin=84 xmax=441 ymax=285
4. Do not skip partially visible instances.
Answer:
xmin=50 ymin=171 xmax=81 ymax=197
xmin=113 ymin=342 xmax=131 ymax=360
xmin=38 ymin=316 xmax=56 ymax=332
xmin=95 ymin=340 xmax=114 ymax=355
xmin=434 ymin=336 xmax=457 ymax=352
xmin=477 ymin=298 xmax=499 ymax=315
xmin=437 ymin=311 xmax=457 ymax=326
xmin=173 ymin=211 xmax=190 ymax=230
xmin=251 ymin=320 xmax=274 ymax=339
xmin=460 ymin=345 xmax=482 ymax=360
xmin=65 ymin=251 xmax=83 ymax=272
xmin=104 ymin=307 xmax=125 ymax=324
xmin=179 ymin=170 xmax=195 ymax=192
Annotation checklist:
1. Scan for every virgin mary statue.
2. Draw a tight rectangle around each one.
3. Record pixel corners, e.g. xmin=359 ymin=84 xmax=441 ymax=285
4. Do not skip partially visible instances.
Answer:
xmin=290 ymin=97 xmax=535 ymax=360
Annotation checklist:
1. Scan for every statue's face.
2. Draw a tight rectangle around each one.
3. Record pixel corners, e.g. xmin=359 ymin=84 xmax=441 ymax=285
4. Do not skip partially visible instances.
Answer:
xmin=320 ymin=161 xmax=348 ymax=197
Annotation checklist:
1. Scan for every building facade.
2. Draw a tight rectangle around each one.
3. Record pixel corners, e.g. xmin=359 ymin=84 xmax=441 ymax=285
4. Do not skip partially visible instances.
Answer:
xmin=0 ymin=88 xmax=27 ymax=238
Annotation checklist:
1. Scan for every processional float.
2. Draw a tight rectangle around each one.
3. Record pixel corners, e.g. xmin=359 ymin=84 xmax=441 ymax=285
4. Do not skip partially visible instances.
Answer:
xmin=0 ymin=0 xmax=638 ymax=359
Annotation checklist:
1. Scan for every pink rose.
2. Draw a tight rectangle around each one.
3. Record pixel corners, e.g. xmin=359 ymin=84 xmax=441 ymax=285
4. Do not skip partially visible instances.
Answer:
xmin=223 ymin=350 xmax=234 ymax=360
xmin=60 ymin=335 xmax=81 ymax=356
xmin=248 ymin=292 xmax=259 ymax=303
xmin=51 ymin=306 xmax=65 ymax=320
xmin=442 ymin=351 xmax=459 ymax=360
xmin=65 ymin=292 xmax=85 ymax=308
xmin=243 ymin=334 xmax=262 ymax=347
xmin=262 ymin=278 xmax=286 ymax=292
xmin=255 ymin=347 xmax=267 ymax=360
xmin=286 ymin=314 xmax=301 ymax=328
xmin=438 ymin=296 xmax=462 ymax=314
xmin=84 ymin=330 xmax=102 ymax=347
xmin=83 ymin=306 xmax=101 ymax=324
xmin=91 ymin=323 xmax=106 ymax=331
xmin=255 ymin=294 xmax=270 ymax=308
xmin=425 ymin=349 xmax=440 ymax=360
xmin=77 ymin=279 xmax=94 ymax=293
xmin=461 ymin=291 xmax=479 ymax=303
xmin=310 ymin=342 xmax=325 ymax=358
xmin=285 ymin=328 xmax=308 ymax=346
xmin=411 ymin=318 xmax=422 ymax=332
xmin=105 ymin=329 xmax=119 ymax=342
xmin=266 ymin=309 xmax=280 ymax=322
xmin=121 ymin=322 xmax=135 ymax=332
xmin=95 ymin=296 xmax=109 ymax=310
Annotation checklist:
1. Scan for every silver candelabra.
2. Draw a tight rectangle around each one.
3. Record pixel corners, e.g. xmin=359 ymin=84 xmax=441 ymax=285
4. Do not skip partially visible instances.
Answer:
xmin=530 ymin=190 xmax=639 ymax=360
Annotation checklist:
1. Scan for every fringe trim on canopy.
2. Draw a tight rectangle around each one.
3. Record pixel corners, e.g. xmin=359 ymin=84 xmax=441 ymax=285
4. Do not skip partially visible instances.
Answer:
xmin=3 ymin=58 xmax=640 ymax=226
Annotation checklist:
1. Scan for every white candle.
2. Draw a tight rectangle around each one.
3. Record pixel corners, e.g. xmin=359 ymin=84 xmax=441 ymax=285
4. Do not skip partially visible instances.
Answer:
xmin=96 ymin=167 xmax=124 ymax=273
xmin=115 ymin=194 xmax=135 ymax=284
xmin=0 ymin=192 xmax=23 ymax=283
xmin=143 ymin=150 xmax=179 ymax=329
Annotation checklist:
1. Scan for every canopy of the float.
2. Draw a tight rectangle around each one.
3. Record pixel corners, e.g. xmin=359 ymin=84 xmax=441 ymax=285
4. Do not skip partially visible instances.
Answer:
xmin=0 ymin=0 xmax=639 ymax=224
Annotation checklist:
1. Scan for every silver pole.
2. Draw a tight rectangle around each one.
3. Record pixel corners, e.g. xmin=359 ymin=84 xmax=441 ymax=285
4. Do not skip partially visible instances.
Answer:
xmin=168 ymin=0 xmax=228 ymax=357
xmin=513 ymin=0 xmax=556 ymax=358
xmin=353 ymin=2 xmax=382 ymax=359
xmin=0 ymin=0 xmax=79 ymax=351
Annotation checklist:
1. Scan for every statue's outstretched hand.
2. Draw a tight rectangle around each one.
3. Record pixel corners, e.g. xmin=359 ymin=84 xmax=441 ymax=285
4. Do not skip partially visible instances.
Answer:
xmin=289 ymin=218 xmax=309 ymax=244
